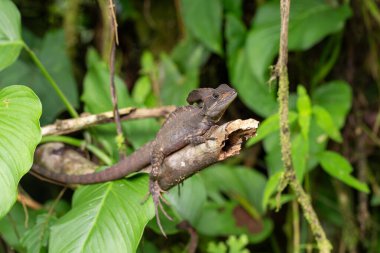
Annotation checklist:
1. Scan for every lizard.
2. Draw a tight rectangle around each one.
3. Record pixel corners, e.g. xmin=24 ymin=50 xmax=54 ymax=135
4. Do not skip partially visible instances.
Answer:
xmin=31 ymin=84 xmax=237 ymax=235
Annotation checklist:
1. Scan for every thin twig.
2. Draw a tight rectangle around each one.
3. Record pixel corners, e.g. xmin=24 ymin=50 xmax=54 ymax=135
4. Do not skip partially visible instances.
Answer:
xmin=108 ymin=0 xmax=126 ymax=158
xmin=273 ymin=0 xmax=332 ymax=252
xmin=41 ymin=106 xmax=176 ymax=136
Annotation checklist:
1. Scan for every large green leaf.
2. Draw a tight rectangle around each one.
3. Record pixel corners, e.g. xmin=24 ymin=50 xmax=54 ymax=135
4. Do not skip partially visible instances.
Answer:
xmin=313 ymin=105 xmax=342 ymax=142
xmin=200 ymin=165 xmax=267 ymax=215
xmin=50 ymin=176 xmax=154 ymax=253
xmin=297 ymin=86 xmax=311 ymax=139
xmin=291 ymin=133 xmax=308 ymax=181
xmin=0 ymin=30 xmax=79 ymax=124
xmin=0 ymin=0 xmax=23 ymax=71
xmin=262 ymin=171 xmax=282 ymax=211
xmin=247 ymin=111 xmax=297 ymax=146
xmin=0 ymin=85 xmax=41 ymax=218
xmin=319 ymin=151 xmax=369 ymax=193
xmin=225 ymin=14 xmax=246 ymax=75
xmin=160 ymin=38 xmax=208 ymax=106
xmin=166 ymin=175 xmax=207 ymax=225
xmin=223 ymin=0 xmax=243 ymax=17
xmin=181 ymin=0 xmax=223 ymax=54
xmin=159 ymin=53 xmax=198 ymax=106
xmin=312 ymin=80 xmax=352 ymax=128
xmin=0 ymin=203 xmax=39 ymax=252
xmin=229 ymin=1 xmax=351 ymax=116
xmin=20 ymin=214 xmax=57 ymax=253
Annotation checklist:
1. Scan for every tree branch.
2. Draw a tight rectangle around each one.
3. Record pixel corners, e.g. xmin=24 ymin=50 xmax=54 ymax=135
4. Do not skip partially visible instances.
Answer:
xmin=34 ymin=119 xmax=259 ymax=190
xmin=41 ymin=106 xmax=176 ymax=136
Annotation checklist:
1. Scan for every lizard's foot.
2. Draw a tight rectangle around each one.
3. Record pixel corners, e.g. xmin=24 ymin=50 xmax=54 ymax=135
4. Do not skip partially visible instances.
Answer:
xmin=149 ymin=179 xmax=173 ymax=237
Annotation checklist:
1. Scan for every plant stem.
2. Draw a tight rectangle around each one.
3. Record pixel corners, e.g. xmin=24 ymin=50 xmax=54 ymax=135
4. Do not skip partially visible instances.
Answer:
xmin=23 ymin=43 xmax=79 ymax=118
xmin=274 ymin=0 xmax=332 ymax=252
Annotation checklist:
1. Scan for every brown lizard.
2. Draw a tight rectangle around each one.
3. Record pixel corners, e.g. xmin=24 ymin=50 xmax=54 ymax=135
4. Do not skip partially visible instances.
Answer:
xmin=32 ymin=84 xmax=237 ymax=235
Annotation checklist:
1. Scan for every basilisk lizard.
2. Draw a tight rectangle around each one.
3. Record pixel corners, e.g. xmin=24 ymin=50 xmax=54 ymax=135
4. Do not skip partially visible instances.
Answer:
xmin=32 ymin=84 xmax=237 ymax=235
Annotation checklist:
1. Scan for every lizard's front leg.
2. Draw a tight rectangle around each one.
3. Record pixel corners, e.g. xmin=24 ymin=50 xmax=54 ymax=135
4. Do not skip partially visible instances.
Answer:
xmin=184 ymin=126 xmax=218 ymax=145
xmin=150 ymin=147 xmax=172 ymax=236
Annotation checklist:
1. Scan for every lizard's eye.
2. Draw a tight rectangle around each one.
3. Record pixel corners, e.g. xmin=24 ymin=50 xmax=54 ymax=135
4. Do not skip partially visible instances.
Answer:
xmin=212 ymin=93 xmax=219 ymax=99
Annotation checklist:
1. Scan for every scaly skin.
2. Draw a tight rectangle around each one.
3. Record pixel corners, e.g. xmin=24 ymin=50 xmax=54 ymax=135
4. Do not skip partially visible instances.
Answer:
xmin=31 ymin=84 xmax=237 ymax=236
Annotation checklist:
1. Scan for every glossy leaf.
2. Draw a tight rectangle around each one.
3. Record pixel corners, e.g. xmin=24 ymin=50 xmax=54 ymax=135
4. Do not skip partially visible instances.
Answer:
xmin=313 ymin=105 xmax=342 ymax=142
xmin=247 ymin=111 xmax=298 ymax=146
xmin=319 ymin=151 xmax=369 ymax=193
xmin=312 ymin=80 xmax=352 ymax=128
xmin=132 ymin=76 xmax=152 ymax=105
xmin=167 ymin=176 xmax=207 ymax=224
xmin=159 ymin=53 xmax=198 ymax=106
xmin=0 ymin=0 xmax=23 ymax=71
xmin=0 ymin=203 xmax=39 ymax=251
xmin=262 ymin=171 xmax=282 ymax=211
xmin=0 ymin=30 xmax=79 ymax=124
xmin=21 ymin=214 xmax=57 ymax=253
xmin=200 ymin=165 xmax=267 ymax=215
xmin=50 ymin=176 xmax=154 ymax=253
xmin=181 ymin=0 xmax=223 ymax=54
xmin=225 ymin=14 xmax=246 ymax=73
xmin=229 ymin=1 xmax=351 ymax=116
xmin=160 ymin=38 xmax=208 ymax=106
xmin=223 ymin=0 xmax=243 ymax=17
xmin=297 ymin=86 xmax=311 ymax=139
xmin=0 ymin=85 xmax=41 ymax=218
xmin=291 ymin=134 xmax=309 ymax=181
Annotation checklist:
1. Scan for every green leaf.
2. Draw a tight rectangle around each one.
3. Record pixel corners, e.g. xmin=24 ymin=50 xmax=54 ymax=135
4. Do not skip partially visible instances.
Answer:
xmin=262 ymin=171 xmax=282 ymax=211
xmin=247 ymin=111 xmax=298 ymax=146
xmin=0 ymin=30 xmax=79 ymax=124
xmin=225 ymin=14 xmax=246 ymax=74
xmin=171 ymin=37 xmax=210 ymax=73
xmin=50 ymin=176 xmax=154 ymax=253
xmin=296 ymin=86 xmax=311 ymax=139
xmin=200 ymin=165 xmax=267 ymax=215
xmin=0 ymin=0 xmax=23 ymax=71
xmin=291 ymin=134 xmax=309 ymax=181
xmin=312 ymin=80 xmax=352 ymax=128
xmin=319 ymin=151 xmax=369 ymax=193
xmin=223 ymin=0 xmax=243 ymax=17
xmin=287 ymin=2 xmax=352 ymax=50
xmin=167 ymin=175 xmax=207 ymax=225
xmin=313 ymin=105 xmax=342 ymax=142
xmin=0 ymin=203 xmax=39 ymax=251
xmin=132 ymin=76 xmax=152 ymax=105
xmin=159 ymin=53 xmax=199 ymax=106
xmin=21 ymin=214 xmax=57 ymax=253
xmin=229 ymin=1 xmax=351 ymax=116
xmin=181 ymin=0 xmax=223 ymax=54
xmin=195 ymin=201 xmax=238 ymax=236
xmin=0 ymin=85 xmax=41 ymax=218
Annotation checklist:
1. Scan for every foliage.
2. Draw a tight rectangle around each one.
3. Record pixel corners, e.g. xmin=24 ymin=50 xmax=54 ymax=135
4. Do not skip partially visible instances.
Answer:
xmin=0 ymin=0 xmax=378 ymax=252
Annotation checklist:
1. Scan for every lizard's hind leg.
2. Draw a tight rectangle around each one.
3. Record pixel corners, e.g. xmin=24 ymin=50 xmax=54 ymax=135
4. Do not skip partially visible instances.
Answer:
xmin=150 ymin=148 xmax=173 ymax=236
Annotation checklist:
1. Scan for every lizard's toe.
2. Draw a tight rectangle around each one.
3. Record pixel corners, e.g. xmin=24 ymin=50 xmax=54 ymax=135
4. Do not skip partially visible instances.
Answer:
xmin=148 ymin=180 xmax=173 ymax=236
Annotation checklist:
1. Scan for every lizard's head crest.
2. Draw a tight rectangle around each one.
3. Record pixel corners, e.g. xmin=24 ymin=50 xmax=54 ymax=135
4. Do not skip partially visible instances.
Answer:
xmin=187 ymin=84 xmax=237 ymax=122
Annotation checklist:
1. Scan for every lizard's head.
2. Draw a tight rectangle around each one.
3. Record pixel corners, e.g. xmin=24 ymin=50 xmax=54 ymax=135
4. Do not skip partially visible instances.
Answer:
xmin=186 ymin=84 xmax=237 ymax=122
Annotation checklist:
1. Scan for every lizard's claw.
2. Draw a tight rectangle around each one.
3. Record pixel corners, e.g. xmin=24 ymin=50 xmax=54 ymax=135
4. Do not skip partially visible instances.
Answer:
xmin=149 ymin=179 xmax=173 ymax=237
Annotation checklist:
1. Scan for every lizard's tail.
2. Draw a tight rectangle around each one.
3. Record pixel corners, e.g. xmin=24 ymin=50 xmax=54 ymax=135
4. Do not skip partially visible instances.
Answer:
xmin=30 ymin=143 xmax=152 ymax=185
